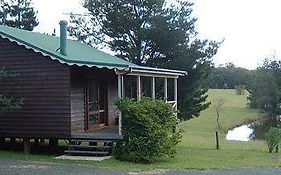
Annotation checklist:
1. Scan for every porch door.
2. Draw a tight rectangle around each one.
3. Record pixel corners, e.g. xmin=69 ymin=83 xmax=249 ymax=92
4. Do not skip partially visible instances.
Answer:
xmin=86 ymin=80 xmax=107 ymax=131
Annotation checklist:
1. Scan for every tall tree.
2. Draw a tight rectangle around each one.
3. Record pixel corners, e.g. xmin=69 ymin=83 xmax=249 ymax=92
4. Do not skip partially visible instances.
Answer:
xmin=0 ymin=0 xmax=38 ymax=31
xmin=68 ymin=0 xmax=220 ymax=120
xmin=248 ymin=59 xmax=281 ymax=122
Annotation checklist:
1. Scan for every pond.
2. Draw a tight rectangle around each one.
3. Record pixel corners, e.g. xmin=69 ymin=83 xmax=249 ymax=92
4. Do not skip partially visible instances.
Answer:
xmin=226 ymin=119 xmax=273 ymax=141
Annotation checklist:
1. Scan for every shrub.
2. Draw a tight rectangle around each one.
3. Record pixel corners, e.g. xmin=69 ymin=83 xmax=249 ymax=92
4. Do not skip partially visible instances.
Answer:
xmin=265 ymin=127 xmax=281 ymax=153
xmin=113 ymin=98 xmax=181 ymax=163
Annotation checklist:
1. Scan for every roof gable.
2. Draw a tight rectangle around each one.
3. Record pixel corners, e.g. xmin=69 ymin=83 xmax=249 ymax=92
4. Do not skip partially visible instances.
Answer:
xmin=0 ymin=25 xmax=136 ymax=69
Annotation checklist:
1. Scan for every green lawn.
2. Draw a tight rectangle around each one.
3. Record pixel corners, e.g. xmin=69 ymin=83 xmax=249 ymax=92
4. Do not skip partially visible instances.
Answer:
xmin=1 ymin=89 xmax=281 ymax=170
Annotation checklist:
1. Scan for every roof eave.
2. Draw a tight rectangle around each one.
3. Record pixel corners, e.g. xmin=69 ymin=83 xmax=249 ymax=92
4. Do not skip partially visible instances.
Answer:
xmin=122 ymin=66 xmax=187 ymax=78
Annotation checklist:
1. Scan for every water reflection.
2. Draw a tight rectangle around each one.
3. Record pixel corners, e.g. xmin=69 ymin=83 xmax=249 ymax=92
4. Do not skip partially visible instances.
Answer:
xmin=226 ymin=119 xmax=273 ymax=141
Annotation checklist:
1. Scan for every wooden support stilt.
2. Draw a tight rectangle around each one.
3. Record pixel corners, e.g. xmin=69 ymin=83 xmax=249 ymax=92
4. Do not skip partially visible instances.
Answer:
xmin=0 ymin=138 xmax=5 ymax=149
xmin=0 ymin=138 xmax=5 ymax=144
xmin=23 ymin=138 xmax=30 ymax=154
xmin=50 ymin=139 xmax=58 ymax=147
xmin=40 ymin=139 xmax=45 ymax=144
xmin=34 ymin=139 xmax=39 ymax=147
xmin=10 ymin=138 xmax=15 ymax=144
xmin=49 ymin=139 xmax=58 ymax=152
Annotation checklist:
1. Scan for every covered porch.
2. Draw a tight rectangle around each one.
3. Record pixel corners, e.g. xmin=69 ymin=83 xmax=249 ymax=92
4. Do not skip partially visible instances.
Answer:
xmin=70 ymin=66 xmax=186 ymax=140
xmin=115 ymin=66 xmax=186 ymax=136
xmin=67 ymin=66 xmax=186 ymax=156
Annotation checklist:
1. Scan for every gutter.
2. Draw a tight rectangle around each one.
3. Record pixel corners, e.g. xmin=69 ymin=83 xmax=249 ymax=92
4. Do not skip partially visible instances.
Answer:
xmin=129 ymin=66 xmax=187 ymax=77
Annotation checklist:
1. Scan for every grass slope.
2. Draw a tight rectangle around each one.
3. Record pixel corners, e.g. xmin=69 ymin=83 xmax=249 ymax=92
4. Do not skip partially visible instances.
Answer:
xmin=1 ymin=89 xmax=281 ymax=170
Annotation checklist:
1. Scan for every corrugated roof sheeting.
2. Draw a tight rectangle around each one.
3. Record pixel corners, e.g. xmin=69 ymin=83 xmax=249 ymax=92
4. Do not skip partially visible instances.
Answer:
xmin=0 ymin=25 xmax=186 ymax=76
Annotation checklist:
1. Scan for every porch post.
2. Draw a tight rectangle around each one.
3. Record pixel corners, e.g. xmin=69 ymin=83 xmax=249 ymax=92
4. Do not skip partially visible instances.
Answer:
xmin=164 ymin=77 xmax=168 ymax=102
xmin=121 ymin=75 xmax=124 ymax=98
xmin=117 ymin=74 xmax=123 ymax=135
xmin=174 ymin=78 xmax=178 ymax=111
xmin=137 ymin=75 xmax=141 ymax=101
xmin=151 ymin=77 xmax=155 ymax=99
xmin=118 ymin=75 xmax=122 ymax=98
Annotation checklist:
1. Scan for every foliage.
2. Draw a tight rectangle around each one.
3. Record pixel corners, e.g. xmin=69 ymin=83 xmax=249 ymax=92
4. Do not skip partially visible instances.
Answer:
xmin=0 ymin=68 xmax=22 ymax=114
xmin=113 ymin=98 xmax=181 ymax=163
xmin=205 ymin=62 xmax=252 ymax=89
xmin=248 ymin=59 xmax=281 ymax=122
xmin=0 ymin=0 xmax=38 ymax=31
xmin=68 ymin=0 xmax=220 ymax=120
xmin=264 ymin=127 xmax=281 ymax=153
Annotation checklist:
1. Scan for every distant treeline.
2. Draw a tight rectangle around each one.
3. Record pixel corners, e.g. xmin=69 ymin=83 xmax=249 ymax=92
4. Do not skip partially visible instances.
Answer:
xmin=205 ymin=59 xmax=281 ymax=125
xmin=204 ymin=62 xmax=252 ymax=89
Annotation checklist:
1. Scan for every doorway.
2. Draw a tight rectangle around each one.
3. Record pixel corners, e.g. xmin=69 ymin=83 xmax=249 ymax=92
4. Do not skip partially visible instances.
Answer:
xmin=86 ymin=80 xmax=107 ymax=131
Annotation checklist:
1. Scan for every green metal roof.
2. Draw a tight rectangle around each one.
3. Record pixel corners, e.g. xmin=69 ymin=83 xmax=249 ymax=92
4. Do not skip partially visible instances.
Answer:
xmin=0 ymin=25 xmax=187 ymax=76
xmin=0 ymin=25 xmax=136 ymax=69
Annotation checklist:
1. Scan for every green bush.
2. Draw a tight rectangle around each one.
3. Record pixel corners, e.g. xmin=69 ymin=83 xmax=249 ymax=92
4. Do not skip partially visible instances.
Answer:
xmin=113 ymin=98 xmax=181 ymax=163
xmin=265 ymin=127 xmax=281 ymax=153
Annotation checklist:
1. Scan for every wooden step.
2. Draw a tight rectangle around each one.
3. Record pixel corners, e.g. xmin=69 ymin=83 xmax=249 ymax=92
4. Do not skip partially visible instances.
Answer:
xmin=66 ymin=138 xmax=114 ymax=157
xmin=68 ymin=145 xmax=110 ymax=148
xmin=68 ymin=145 xmax=110 ymax=151
xmin=65 ymin=150 xmax=109 ymax=156
xmin=70 ymin=139 xmax=113 ymax=143
xmin=70 ymin=134 xmax=123 ymax=140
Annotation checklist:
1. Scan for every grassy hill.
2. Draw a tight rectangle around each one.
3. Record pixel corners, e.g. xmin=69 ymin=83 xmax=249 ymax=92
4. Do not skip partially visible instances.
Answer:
xmin=175 ymin=89 xmax=269 ymax=169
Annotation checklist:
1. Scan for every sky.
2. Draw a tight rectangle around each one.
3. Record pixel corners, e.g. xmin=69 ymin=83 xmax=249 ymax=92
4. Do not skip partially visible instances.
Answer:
xmin=32 ymin=0 xmax=281 ymax=69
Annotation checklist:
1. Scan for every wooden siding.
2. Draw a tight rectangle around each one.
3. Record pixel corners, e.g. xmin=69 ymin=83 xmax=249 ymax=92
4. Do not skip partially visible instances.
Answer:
xmin=0 ymin=37 xmax=71 ymax=139
xmin=70 ymin=69 xmax=85 ymax=134
xmin=107 ymin=77 xmax=118 ymax=127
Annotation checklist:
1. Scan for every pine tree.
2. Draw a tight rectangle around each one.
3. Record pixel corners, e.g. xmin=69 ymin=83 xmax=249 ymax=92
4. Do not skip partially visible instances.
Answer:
xmin=68 ymin=0 xmax=220 ymax=120
xmin=0 ymin=0 xmax=38 ymax=31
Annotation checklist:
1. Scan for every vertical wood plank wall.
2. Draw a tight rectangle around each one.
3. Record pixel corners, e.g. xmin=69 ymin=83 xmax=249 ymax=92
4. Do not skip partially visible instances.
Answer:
xmin=70 ymin=69 xmax=85 ymax=134
xmin=107 ymin=76 xmax=118 ymax=127
xmin=0 ymin=37 xmax=71 ymax=139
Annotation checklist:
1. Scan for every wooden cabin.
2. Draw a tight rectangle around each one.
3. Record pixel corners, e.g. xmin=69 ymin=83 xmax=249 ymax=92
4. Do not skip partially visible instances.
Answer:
xmin=0 ymin=21 xmax=186 ymax=155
